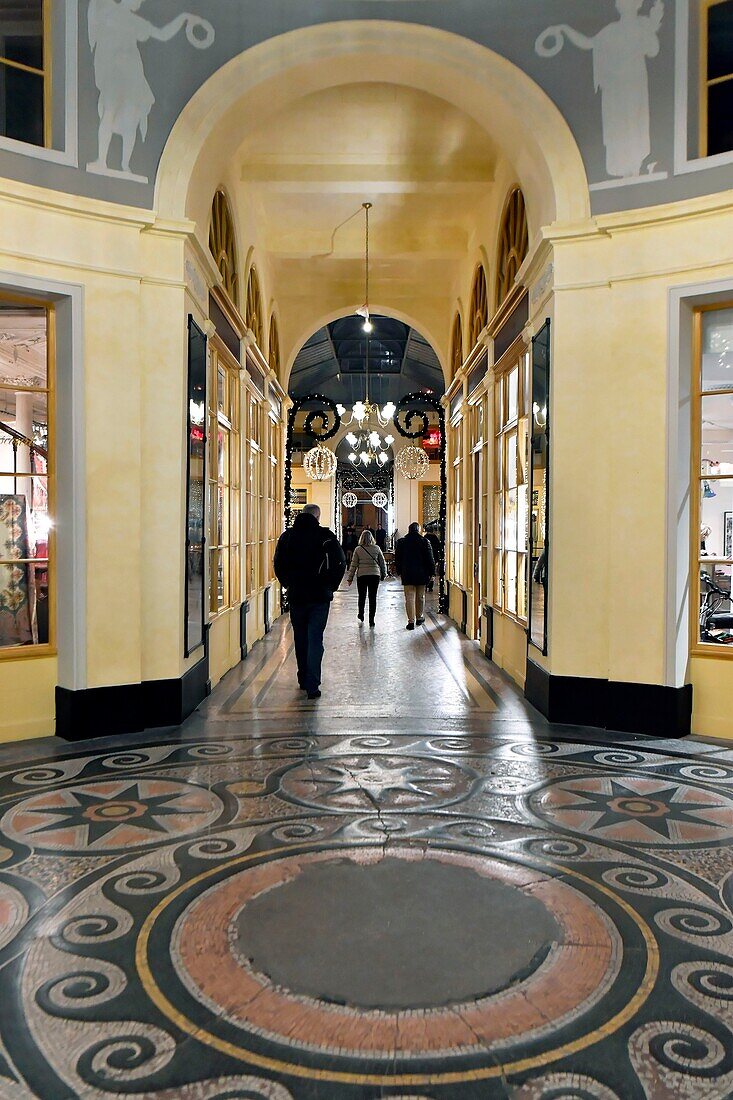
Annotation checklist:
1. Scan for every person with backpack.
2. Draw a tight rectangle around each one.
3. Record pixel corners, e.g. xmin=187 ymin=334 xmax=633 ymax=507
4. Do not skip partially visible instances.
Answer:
xmin=346 ymin=528 xmax=387 ymax=627
xmin=394 ymin=522 xmax=435 ymax=629
xmin=274 ymin=504 xmax=346 ymax=699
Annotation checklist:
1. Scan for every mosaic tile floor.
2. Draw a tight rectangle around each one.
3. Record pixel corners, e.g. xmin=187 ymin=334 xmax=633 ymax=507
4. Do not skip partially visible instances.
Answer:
xmin=0 ymin=585 xmax=732 ymax=1098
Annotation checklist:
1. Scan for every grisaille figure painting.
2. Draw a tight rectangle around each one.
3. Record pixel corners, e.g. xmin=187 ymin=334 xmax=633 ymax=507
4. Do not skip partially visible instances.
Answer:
xmin=87 ymin=0 xmax=215 ymax=179
xmin=536 ymin=0 xmax=664 ymax=179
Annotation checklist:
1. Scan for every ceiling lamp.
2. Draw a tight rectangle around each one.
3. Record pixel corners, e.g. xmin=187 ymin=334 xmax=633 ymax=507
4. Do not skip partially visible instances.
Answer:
xmin=347 ymin=429 xmax=391 ymax=467
xmin=335 ymin=203 xmax=396 ymax=432
xmin=395 ymin=444 xmax=429 ymax=481
xmin=304 ymin=443 xmax=337 ymax=482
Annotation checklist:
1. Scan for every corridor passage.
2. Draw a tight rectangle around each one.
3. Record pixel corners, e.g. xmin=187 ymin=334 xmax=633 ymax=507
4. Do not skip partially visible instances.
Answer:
xmin=0 ymin=586 xmax=732 ymax=1099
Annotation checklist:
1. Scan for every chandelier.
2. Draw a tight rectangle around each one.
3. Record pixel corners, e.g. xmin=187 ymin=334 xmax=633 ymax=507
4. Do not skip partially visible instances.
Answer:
xmin=395 ymin=444 xmax=429 ymax=480
xmin=346 ymin=428 xmax=394 ymax=467
xmin=304 ymin=442 xmax=337 ymax=481
xmin=336 ymin=202 xmax=397 ymax=432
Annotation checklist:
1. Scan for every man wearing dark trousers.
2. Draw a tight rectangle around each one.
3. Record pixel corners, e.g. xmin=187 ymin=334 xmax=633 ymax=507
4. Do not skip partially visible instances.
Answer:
xmin=274 ymin=504 xmax=346 ymax=699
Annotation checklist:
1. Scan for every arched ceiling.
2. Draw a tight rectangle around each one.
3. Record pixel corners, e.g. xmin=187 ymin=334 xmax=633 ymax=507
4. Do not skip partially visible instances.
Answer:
xmin=290 ymin=314 xmax=444 ymax=404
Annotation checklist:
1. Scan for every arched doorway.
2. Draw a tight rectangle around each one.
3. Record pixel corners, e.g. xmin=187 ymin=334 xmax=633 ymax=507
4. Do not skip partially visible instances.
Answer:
xmin=286 ymin=313 xmax=446 ymax=600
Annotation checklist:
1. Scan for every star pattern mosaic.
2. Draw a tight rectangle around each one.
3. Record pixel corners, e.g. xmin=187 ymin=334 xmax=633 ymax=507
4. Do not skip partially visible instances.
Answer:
xmin=0 ymin=725 xmax=729 ymax=1099
xmin=0 ymin=595 xmax=731 ymax=1099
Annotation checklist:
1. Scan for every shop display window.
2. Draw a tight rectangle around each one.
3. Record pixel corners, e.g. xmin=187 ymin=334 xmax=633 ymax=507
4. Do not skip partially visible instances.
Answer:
xmin=185 ymin=318 xmax=206 ymax=655
xmin=703 ymin=0 xmax=733 ymax=157
xmin=694 ymin=306 xmax=733 ymax=650
xmin=245 ymin=390 xmax=262 ymax=596
xmin=0 ymin=299 xmax=53 ymax=654
xmin=529 ymin=320 xmax=550 ymax=653
xmin=0 ymin=1 xmax=47 ymax=148
xmin=493 ymin=348 xmax=530 ymax=623
xmin=208 ymin=341 xmax=241 ymax=617
xmin=448 ymin=417 xmax=464 ymax=584
xmin=266 ymin=411 xmax=283 ymax=583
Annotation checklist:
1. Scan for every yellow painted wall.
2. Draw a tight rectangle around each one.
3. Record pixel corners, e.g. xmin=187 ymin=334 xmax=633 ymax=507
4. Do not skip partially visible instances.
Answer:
xmin=492 ymin=615 xmax=527 ymax=689
xmin=0 ymin=657 xmax=56 ymax=742
xmin=690 ymin=658 xmax=733 ymax=740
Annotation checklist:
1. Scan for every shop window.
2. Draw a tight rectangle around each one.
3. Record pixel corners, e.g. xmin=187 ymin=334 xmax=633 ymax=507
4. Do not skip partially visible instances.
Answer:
xmin=0 ymin=298 xmax=53 ymax=653
xmin=493 ymin=348 xmax=530 ymax=622
xmin=208 ymin=342 xmax=241 ymax=615
xmin=245 ymin=390 xmax=262 ymax=596
xmin=246 ymin=267 xmax=264 ymax=352
xmin=468 ymin=266 xmax=488 ymax=350
xmin=703 ymin=0 xmax=733 ymax=157
xmin=694 ymin=306 xmax=733 ymax=650
xmin=448 ymin=419 xmax=464 ymax=584
xmin=209 ymin=191 xmax=239 ymax=308
xmin=266 ymin=410 xmax=282 ymax=582
xmin=269 ymin=316 xmax=281 ymax=377
xmin=450 ymin=312 xmax=463 ymax=379
xmin=496 ymin=189 xmax=529 ymax=310
xmin=0 ymin=1 xmax=47 ymax=147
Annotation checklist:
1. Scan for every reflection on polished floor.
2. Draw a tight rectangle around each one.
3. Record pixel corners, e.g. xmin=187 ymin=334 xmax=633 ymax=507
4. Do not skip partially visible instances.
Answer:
xmin=0 ymin=583 xmax=732 ymax=1099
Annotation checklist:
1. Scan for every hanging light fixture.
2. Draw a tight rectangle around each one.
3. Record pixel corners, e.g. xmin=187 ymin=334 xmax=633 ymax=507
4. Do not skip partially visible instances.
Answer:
xmin=304 ymin=442 xmax=337 ymax=481
xmin=395 ymin=444 xmax=430 ymax=481
xmin=335 ymin=203 xmax=396 ymax=431
xmin=342 ymin=491 xmax=358 ymax=508
xmin=372 ymin=491 xmax=388 ymax=509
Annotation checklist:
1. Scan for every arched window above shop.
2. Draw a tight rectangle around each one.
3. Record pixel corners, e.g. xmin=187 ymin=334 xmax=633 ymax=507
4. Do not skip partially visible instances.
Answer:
xmin=246 ymin=266 xmax=264 ymax=350
xmin=269 ymin=315 xmax=281 ymax=376
xmin=450 ymin=312 xmax=463 ymax=378
xmin=468 ymin=265 xmax=488 ymax=350
xmin=496 ymin=188 xmax=529 ymax=310
xmin=209 ymin=190 xmax=239 ymax=307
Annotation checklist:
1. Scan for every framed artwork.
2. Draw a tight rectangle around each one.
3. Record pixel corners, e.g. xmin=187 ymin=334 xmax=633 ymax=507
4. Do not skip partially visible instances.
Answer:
xmin=725 ymin=511 xmax=732 ymax=560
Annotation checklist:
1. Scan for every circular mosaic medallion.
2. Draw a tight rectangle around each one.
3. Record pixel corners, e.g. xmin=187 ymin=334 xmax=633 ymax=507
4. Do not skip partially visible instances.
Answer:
xmin=2 ymin=779 xmax=223 ymax=853
xmin=139 ymin=844 xmax=655 ymax=1085
xmin=528 ymin=775 xmax=733 ymax=847
xmin=278 ymin=754 xmax=475 ymax=811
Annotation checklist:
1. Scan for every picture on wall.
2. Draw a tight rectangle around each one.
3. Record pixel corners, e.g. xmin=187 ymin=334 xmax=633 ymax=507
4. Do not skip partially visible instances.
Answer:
xmin=725 ymin=511 xmax=732 ymax=560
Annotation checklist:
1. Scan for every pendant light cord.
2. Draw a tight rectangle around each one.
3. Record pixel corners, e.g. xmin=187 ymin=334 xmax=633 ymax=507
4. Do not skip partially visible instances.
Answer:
xmin=363 ymin=202 xmax=372 ymax=405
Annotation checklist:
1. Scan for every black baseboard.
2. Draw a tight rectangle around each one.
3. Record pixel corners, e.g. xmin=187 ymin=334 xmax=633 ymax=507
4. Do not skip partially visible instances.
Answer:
xmin=240 ymin=599 xmax=250 ymax=660
xmin=524 ymin=659 xmax=693 ymax=738
xmin=56 ymin=655 xmax=209 ymax=742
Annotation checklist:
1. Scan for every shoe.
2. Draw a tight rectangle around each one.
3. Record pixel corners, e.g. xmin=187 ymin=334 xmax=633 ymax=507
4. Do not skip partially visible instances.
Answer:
xmin=416 ymin=617 xmax=425 ymax=626
xmin=307 ymin=690 xmax=321 ymax=700
xmin=406 ymin=623 xmax=415 ymax=630
xmin=369 ymin=621 xmax=375 ymax=628
xmin=358 ymin=615 xmax=364 ymax=623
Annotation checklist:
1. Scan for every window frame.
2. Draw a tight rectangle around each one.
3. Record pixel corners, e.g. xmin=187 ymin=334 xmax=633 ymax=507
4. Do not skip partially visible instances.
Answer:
xmin=246 ymin=267 xmax=265 ymax=352
xmin=450 ymin=311 xmax=463 ymax=379
xmin=207 ymin=336 xmax=241 ymax=619
xmin=447 ymin=413 xmax=464 ymax=587
xmin=690 ymin=302 xmax=733 ymax=658
xmin=700 ymin=0 xmax=733 ymax=159
xmin=0 ymin=0 xmax=51 ymax=149
xmin=492 ymin=338 xmax=530 ymax=626
xmin=495 ymin=188 xmax=529 ymax=312
xmin=209 ymin=190 xmax=239 ymax=309
xmin=0 ymin=290 xmax=56 ymax=660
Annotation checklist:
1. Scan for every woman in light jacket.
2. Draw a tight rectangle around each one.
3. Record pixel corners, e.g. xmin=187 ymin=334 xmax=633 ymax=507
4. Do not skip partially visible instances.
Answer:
xmin=347 ymin=529 xmax=387 ymax=627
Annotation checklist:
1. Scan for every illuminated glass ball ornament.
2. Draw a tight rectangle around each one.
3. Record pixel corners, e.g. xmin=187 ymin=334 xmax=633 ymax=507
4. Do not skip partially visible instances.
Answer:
xmin=372 ymin=491 xmax=388 ymax=509
xmin=342 ymin=492 xmax=358 ymax=509
xmin=303 ymin=444 xmax=337 ymax=482
xmin=395 ymin=444 xmax=429 ymax=480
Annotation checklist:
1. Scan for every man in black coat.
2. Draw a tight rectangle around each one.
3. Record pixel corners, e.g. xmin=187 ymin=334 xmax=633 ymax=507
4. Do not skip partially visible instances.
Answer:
xmin=274 ymin=504 xmax=346 ymax=698
xmin=394 ymin=522 xmax=435 ymax=629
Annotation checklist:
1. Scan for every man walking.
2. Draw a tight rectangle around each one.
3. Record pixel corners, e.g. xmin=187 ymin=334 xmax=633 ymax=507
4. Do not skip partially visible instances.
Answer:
xmin=394 ymin=522 xmax=435 ymax=630
xmin=274 ymin=504 xmax=346 ymax=699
